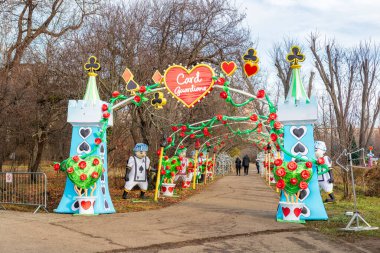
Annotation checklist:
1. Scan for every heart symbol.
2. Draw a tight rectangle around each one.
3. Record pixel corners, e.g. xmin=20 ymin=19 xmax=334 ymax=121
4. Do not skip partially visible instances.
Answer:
xmin=294 ymin=208 xmax=302 ymax=217
xmin=243 ymin=62 xmax=259 ymax=77
xmin=221 ymin=61 xmax=237 ymax=76
xmin=164 ymin=64 xmax=215 ymax=108
xmin=162 ymin=186 xmax=167 ymax=192
xmin=282 ymin=207 xmax=290 ymax=217
xmin=168 ymin=187 xmax=174 ymax=193
xmin=81 ymin=201 xmax=91 ymax=210
xmin=290 ymin=126 xmax=306 ymax=139
xmin=62 ymin=156 xmax=103 ymax=189
xmin=79 ymin=128 xmax=92 ymax=139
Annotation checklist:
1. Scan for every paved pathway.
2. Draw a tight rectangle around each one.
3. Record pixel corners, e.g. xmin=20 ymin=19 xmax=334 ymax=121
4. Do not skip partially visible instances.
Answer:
xmin=0 ymin=172 xmax=373 ymax=253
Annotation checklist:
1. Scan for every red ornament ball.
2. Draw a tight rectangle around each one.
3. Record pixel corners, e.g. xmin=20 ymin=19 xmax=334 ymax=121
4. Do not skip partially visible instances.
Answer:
xmin=273 ymin=121 xmax=282 ymax=130
xmin=290 ymin=178 xmax=298 ymax=185
xmin=317 ymin=157 xmax=325 ymax=165
xmin=67 ymin=167 xmax=74 ymax=174
xmin=274 ymin=159 xmax=283 ymax=166
xmin=72 ymin=156 xmax=79 ymax=162
xmin=216 ymin=114 xmax=223 ymax=121
xmin=161 ymin=170 xmax=166 ymax=175
xmin=53 ymin=163 xmax=60 ymax=171
xmin=112 ymin=91 xmax=120 ymax=98
xmin=190 ymin=134 xmax=195 ymax=139
xmin=269 ymin=113 xmax=277 ymax=120
xmin=167 ymin=137 xmax=172 ymax=143
xmin=139 ymin=86 xmax=146 ymax=93
xmin=299 ymin=181 xmax=308 ymax=190
xmin=95 ymin=138 xmax=102 ymax=145
xmin=250 ymin=114 xmax=258 ymax=121
xmin=276 ymin=179 xmax=285 ymax=189
xmin=80 ymin=174 xmax=87 ymax=181
xmin=275 ymin=167 xmax=286 ymax=177
xmin=91 ymin=172 xmax=99 ymax=179
xmin=170 ymin=172 xmax=175 ymax=177
xmin=103 ymin=112 xmax=110 ymax=119
xmin=93 ymin=158 xmax=100 ymax=166
xmin=156 ymin=150 xmax=161 ymax=156
xmin=287 ymin=161 xmax=298 ymax=171
xmin=301 ymin=170 xmax=311 ymax=179
xmin=180 ymin=132 xmax=185 ymax=138
xmin=270 ymin=133 xmax=278 ymax=142
xmin=305 ymin=161 xmax=313 ymax=168
xmin=220 ymin=91 xmax=228 ymax=99
xmin=101 ymin=104 xmax=108 ymax=111
xmin=172 ymin=126 xmax=178 ymax=131
xmin=181 ymin=125 xmax=187 ymax=132
xmin=134 ymin=96 xmax=141 ymax=103
xmin=257 ymin=90 xmax=265 ymax=99
xmin=216 ymin=77 xmax=225 ymax=85
xmin=79 ymin=161 xmax=87 ymax=169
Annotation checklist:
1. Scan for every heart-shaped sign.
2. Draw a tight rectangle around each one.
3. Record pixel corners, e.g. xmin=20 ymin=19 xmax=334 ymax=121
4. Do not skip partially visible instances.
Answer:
xmin=221 ymin=61 xmax=237 ymax=76
xmin=282 ymin=207 xmax=290 ymax=217
xmin=244 ymin=62 xmax=259 ymax=77
xmin=168 ymin=187 xmax=174 ymax=193
xmin=162 ymin=186 xmax=167 ymax=192
xmin=81 ymin=201 xmax=91 ymax=210
xmin=79 ymin=128 xmax=92 ymax=139
xmin=164 ymin=64 xmax=215 ymax=108
xmin=294 ymin=208 xmax=302 ymax=217
xmin=60 ymin=155 xmax=103 ymax=189
xmin=290 ymin=126 xmax=307 ymax=139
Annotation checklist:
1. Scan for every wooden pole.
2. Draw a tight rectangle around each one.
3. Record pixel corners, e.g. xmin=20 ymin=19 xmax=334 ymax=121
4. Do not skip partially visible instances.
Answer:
xmin=192 ymin=150 xmax=199 ymax=190
xmin=154 ymin=147 xmax=164 ymax=202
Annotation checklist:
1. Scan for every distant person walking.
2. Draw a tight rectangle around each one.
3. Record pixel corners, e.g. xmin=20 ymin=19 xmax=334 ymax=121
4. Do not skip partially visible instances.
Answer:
xmin=256 ymin=159 xmax=260 ymax=174
xmin=242 ymin=155 xmax=250 ymax=175
xmin=235 ymin=157 xmax=242 ymax=176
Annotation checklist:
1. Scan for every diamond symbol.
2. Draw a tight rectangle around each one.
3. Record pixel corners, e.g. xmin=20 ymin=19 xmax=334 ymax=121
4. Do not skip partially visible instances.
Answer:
xmin=122 ymin=67 xmax=133 ymax=83
xmin=152 ymin=70 xmax=163 ymax=84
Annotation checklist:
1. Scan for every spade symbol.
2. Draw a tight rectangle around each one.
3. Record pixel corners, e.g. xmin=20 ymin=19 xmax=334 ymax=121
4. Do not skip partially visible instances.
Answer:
xmin=104 ymin=200 xmax=109 ymax=209
xmin=78 ymin=141 xmax=91 ymax=153
xmin=100 ymin=145 xmax=105 ymax=154
xmin=101 ymin=186 xmax=105 ymax=195
xmin=293 ymin=143 xmax=306 ymax=153
xmin=74 ymin=201 xmax=79 ymax=209
xmin=139 ymin=165 xmax=144 ymax=173
xmin=127 ymin=80 xmax=138 ymax=91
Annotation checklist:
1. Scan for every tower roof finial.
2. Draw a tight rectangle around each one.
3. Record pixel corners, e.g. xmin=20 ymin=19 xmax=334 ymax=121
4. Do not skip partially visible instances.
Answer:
xmin=286 ymin=46 xmax=305 ymax=69
xmin=84 ymin=56 xmax=101 ymax=76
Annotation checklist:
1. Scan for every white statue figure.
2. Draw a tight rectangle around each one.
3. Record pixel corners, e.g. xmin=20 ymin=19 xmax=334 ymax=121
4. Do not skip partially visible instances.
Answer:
xmin=174 ymin=147 xmax=193 ymax=188
xmin=315 ymin=141 xmax=335 ymax=203
xmin=122 ymin=143 xmax=150 ymax=199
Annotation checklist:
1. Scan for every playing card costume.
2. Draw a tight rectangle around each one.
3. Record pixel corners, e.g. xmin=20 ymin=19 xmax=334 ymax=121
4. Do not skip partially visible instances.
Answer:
xmin=315 ymin=141 xmax=335 ymax=202
xmin=174 ymin=147 xmax=193 ymax=186
xmin=122 ymin=143 xmax=150 ymax=199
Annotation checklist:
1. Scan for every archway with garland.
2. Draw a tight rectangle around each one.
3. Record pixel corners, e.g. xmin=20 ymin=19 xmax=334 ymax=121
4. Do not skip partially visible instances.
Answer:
xmin=53 ymin=46 xmax=329 ymax=222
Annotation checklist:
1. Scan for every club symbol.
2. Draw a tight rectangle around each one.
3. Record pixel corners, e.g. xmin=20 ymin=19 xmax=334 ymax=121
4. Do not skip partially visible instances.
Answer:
xmin=151 ymin=92 xmax=167 ymax=109
xmin=243 ymin=48 xmax=259 ymax=63
xmin=84 ymin=56 xmax=101 ymax=73
xmin=286 ymin=46 xmax=305 ymax=67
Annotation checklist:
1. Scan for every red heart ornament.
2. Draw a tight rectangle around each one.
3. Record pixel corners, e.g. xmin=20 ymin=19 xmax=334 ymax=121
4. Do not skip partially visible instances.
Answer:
xmin=221 ymin=61 xmax=237 ymax=76
xmin=282 ymin=207 xmax=290 ymax=217
xmin=162 ymin=186 xmax=167 ymax=192
xmin=164 ymin=64 xmax=215 ymax=108
xmin=81 ymin=201 xmax=91 ymax=210
xmin=244 ymin=62 xmax=259 ymax=77
xmin=168 ymin=187 xmax=174 ymax=193
xmin=294 ymin=208 xmax=302 ymax=217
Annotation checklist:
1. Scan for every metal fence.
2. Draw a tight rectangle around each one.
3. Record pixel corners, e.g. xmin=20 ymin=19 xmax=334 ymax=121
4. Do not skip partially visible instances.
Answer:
xmin=215 ymin=153 xmax=233 ymax=176
xmin=0 ymin=172 xmax=48 ymax=213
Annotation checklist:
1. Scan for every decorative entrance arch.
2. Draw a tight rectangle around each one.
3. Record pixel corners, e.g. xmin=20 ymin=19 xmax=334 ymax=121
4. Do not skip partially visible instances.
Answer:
xmin=54 ymin=47 xmax=328 ymax=222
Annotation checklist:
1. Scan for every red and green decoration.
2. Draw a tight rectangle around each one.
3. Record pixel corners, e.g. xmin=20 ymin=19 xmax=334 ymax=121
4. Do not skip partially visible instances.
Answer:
xmin=160 ymin=156 xmax=181 ymax=184
xmin=55 ymin=155 xmax=103 ymax=191
xmin=273 ymin=159 xmax=313 ymax=202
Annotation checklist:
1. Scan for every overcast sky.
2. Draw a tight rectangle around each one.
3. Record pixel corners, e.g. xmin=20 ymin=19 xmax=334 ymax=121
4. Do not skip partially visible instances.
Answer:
xmin=238 ymin=0 xmax=380 ymax=71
